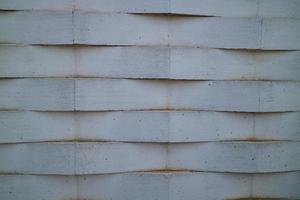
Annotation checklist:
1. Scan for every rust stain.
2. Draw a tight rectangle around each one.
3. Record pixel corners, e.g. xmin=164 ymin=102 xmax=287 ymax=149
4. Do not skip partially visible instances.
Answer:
xmin=225 ymin=198 xmax=292 ymax=200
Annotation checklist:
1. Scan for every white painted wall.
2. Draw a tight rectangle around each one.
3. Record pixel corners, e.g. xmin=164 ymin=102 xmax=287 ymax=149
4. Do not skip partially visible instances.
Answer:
xmin=0 ymin=1 xmax=299 ymax=200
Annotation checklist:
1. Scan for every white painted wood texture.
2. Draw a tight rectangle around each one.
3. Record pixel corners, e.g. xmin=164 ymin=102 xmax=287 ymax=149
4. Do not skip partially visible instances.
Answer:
xmin=0 ymin=79 xmax=298 ymax=111
xmin=1 ymin=79 xmax=300 ymax=112
xmin=75 ymin=13 xmax=300 ymax=49
xmin=0 ymin=172 xmax=299 ymax=200
xmin=0 ymin=142 xmax=298 ymax=174
xmin=0 ymin=11 xmax=73 ymax=44
xmin=0 ymin=79 xmax=74 ymax=111
xmin=0 ymin=142 xmax=165 ymax=174
xmin=1 ymin=11 xmax=299 ymax=49
xmin=0 ymin=45 xmax=74 ymax=77
xmin=0 ymin=0 xmax=72 ymax=10
xmin=2 ymin=45 xmax=300 ymax=80
xmin=76 ymin=79 xmax=300 ymax=112
xmin=171 ymin=0 xmax=300 ymax=18
xmin=0 ymin=0 xmax=299 ymax=199
xmin=1 ymin=0 xmax=300 ymax=18
xmin=1 ymin=111 xmax=299 ymax=143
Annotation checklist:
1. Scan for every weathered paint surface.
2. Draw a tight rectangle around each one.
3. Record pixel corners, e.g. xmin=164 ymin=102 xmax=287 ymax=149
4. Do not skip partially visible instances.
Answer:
xmin=0 ymin=79 xmax=300 ymax=112
xmin=0 ymin=142 xmax=298 ymax=174
xmin=1 ymin=0 xmax=300 ymax=18
xmin=0 ymin=11 xmax=299 ymax=49
xmin=0 ymin=172 xmax=299 ymax=200
xmin=1 ymin=46 xmax=300 ymax=80
xmin=1 ymin=111 xmax=300 ymax=143
xmin=0 ymin=0 xmax=299 ymax=199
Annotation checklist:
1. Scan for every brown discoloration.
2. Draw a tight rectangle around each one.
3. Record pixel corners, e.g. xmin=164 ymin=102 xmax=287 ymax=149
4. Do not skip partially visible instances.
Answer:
xmin=226 ymin=198 xmax=292 ymax=200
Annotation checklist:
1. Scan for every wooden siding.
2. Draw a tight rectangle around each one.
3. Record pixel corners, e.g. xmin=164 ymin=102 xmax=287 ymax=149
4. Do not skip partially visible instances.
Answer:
xmin=0 ymin=1 xmax=299 ymax=200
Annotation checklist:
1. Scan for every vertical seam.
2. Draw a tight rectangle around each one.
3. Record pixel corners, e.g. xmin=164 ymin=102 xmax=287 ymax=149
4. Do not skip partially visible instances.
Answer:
xmin=74 ymin=44 xmax=78 ymax=77
xmin=167 ymin=112 xmax=171 ymax=144
xmin=73 ymin=79 xmax=76 ymax=111
xmin=259 ymin=18 xmax=263 ymax=50
xmin=74 ymin=142 xmax=79 ymax=199
xmin=72 ymin=0 xmax=76 ymax=44
xmin=167 ymin=172 xmax=171 ymax=200
xmin=256 ymin=0 xmax=260 ymax=17
xmin=168 ymin=47 xmax=171 ymax=79
xmin=250 ymin=174 xmax=254 ymax=198
xmin=253 ymin=113 xmax=256 ymax=139
xmin=166 ymin=142 xmax=169 ymax=170
xmin=167 ymin=1 xmax=171 ymax=46
xmin=257 ymin=0 xmax=264 ymax=49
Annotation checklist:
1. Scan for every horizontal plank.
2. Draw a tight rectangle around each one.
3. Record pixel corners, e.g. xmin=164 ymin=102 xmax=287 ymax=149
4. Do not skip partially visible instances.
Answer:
xmin=171 ymin=48 xmax=300 ymax=80
xmin=0 ymin=11 xmax=73 ymax=44
xmin=1 ymin=12 xmax=299 ymax=49
xmin=1 ymin=111 xmax=300 ymax=143
xmin=0 ymin=0 xmax=72 ymax=10
xmin=2 ymin=46 xmax=300 ymax=80
xmin=0 ymin=172 xmax=299 ymax=200
xmin=169 ymin=16 xmax=300 ymax=50
xmin=0 ymin=142 xmax=298 ymax=174
xmin=0 ymin=45 xmax=74 ymax=77
xmin=1 ymin=79 xmax=300 ymax=112
xmin=1 ymin=0 xmax=300 ymax=18
xmin=0 ymin=142 xmax=165 ymax=174
xmin=0 ymin=79 xmax=75 ymax=111
xmin=76 ymin=79 xmax=300 ymax=112
xmin=76 ymin=13 xmax=265 ymax=48
xmin=262 ymin=18 xmax=300 ymax=50
xmin=171 ymin=0 xmax=300 ymax=18
xmin=76 ymin=0 xmax=168 ymax=14
xmin=73 ymin=12 xmax=169 ymax=46
xmin=168 ymin=142 xmax=300 ymax=173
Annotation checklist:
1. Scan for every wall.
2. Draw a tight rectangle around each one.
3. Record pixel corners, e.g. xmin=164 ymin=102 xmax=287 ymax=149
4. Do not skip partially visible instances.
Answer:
xmin=0 ymin=0 xmax=300 ymax=199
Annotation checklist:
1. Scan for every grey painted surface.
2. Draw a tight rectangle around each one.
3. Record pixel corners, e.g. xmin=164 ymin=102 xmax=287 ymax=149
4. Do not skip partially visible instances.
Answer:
xmin=0 ymin=142 xmax=299 ymax=174
xmin=0 ymin=0 xmax=299 ymax=199
xmin=0 ymin=11 xmax=299 ymax=49
xmin=0 ymin=172 xmax=299 ymax=200
xmin=2 ymin=46 xmax=300 ymax=80
xmin=1 ymin=111 xmax=299 ymax=143
xmin=1 ymin=0 xmax=300 ymax=18
xmin=1 ymin=79 xmax=300 ymax=112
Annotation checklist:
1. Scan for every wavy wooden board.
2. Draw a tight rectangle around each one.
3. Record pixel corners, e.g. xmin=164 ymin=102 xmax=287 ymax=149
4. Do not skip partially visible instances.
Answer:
xmin=76 ymin=13 xmax=263 ymax=48
xmin=171 ymin=0 xmax=300 ymax=18
xmin=2 ymin=46 xmax=300 ymax=80
xmin=0 ymin=45 xmax=75 ymax=77
xmin=0 ymin=0 xmax=72 ymax=10
xmin=1 ymin=12 xmax=299 ymax=49
xmin=0 ymin=142 xmax=165 ymax=174
xmin=168 ymin=142 xmax=300 ymax=173
xmin=1 ymin=0 xmax=300 ymax=18
xmin=169 ymin=17 xmax=300 ymax=50
xmin=0 ymin=11 xmax=73 ymax=44
xmin=0 ymin=79 xmax=74 ymax=111
xmin=1 ymin=79 xmax=300 ymax=112
xmin=1 ymin=111 xmax=300 ymax=143
xmin=0 ymin=142 xmax=298 ymax=174
xmin=0 ymin=172 xmax=299 ymax=200
xmin=76 ymin=79 xmax=300 ymax=112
